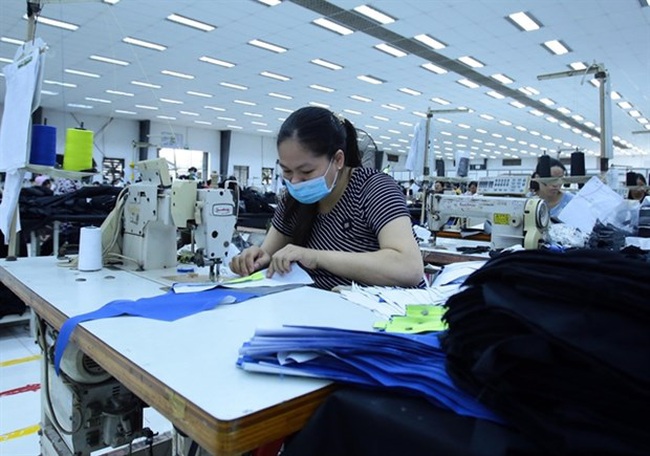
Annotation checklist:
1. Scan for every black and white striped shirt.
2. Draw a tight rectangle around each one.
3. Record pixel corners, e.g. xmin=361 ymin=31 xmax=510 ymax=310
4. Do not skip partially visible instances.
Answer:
xmin=273 ymin=167 xmax=420 ymax=290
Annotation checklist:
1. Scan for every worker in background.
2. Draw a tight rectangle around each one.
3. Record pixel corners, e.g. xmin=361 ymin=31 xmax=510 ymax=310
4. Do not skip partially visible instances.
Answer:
xmin=535 ymin=158 xmax=574 ymax=219
xmin=433 ymin=181 xmax=444 ymax=194
xmin=229 ymin=106 xmax=424 ymax=290
xmin=629 ymin=173 xmax=647 ymax=202
xmin=464 ymin=181 xmax=478 ymax=196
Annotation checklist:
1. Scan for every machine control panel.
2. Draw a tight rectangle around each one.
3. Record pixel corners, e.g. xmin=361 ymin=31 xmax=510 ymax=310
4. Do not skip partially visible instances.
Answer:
xmin=478 ymin=175 xmax=530 ymax=196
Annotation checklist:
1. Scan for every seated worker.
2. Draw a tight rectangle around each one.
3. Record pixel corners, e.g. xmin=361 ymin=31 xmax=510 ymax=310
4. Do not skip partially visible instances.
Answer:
xmin=629 ymin=173 xmax=647 ymax=202
xmin=464 ymin=181 xmax=477 ymax=196
xmin=535 ymin=158 xmax=574 ymax=219
xmin=433 ymin=181 xmax=444 ymax=194
xmin=229 ymin=106 xmax=424 ymax=290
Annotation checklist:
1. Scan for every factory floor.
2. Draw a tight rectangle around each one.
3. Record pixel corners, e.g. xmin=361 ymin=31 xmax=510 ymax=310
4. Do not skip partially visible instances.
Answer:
xmin=0 ymin=317 xmax=171 ymax=456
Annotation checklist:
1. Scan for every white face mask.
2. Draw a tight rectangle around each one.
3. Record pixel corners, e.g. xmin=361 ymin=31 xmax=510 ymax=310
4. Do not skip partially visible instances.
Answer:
xmin=283 ymin=159 xmax=338 ymax=204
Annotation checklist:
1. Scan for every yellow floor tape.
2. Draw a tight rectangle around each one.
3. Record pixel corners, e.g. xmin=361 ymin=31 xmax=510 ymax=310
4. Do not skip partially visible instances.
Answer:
xmin=0 ymin=424 xmax=40 ymax=442
xmin=0 ymin=354 xmax=41 ymax=368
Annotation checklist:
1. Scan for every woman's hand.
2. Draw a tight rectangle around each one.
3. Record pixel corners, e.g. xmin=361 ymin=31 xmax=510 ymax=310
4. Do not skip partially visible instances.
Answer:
xmin=229 ymin=246 xmax=271 ymax=276
xmin=268 ymin=244 xmax=319 ymax=277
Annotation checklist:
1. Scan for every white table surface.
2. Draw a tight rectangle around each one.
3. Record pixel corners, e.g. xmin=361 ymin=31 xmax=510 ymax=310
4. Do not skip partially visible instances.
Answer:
xmin=0 ymin=256 xmax=378 ymax=453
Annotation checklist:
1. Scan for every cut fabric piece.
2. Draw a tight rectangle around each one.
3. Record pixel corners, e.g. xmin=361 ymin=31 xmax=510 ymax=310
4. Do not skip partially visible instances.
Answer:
xmin=54 ymin=287 xmax=259 ymax=374
xmin=238 ymin=325 xmax=502 ymax=424
xmin=441 ymin=248 xmax=650 ymax=455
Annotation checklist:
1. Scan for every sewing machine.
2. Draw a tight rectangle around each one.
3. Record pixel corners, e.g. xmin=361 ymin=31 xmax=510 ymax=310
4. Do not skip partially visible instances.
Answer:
xmin=426 ymin=194 xmax=549 ymax=250
xmin=119 ymin=159 xmax=237 ymax=279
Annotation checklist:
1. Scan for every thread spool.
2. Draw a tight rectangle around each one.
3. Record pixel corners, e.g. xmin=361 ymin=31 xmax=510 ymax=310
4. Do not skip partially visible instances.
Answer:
xmin=570 ymin=152 xmax=586 ymax=176
xmin=537 ymin=155 xmax=551 ymax=177
xmin=63 ymin=128 xmax=93 ymax=171
xmin=30 ymin=125 xmax=57 ymax=166
xmin=435 ymin=159 xmax=445 ymax=177
xmin=78 ymin=226 xmax=102 ymax=272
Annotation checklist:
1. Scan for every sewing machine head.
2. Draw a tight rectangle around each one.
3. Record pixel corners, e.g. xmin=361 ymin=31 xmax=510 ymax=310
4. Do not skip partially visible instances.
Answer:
xmin=426 ymin=194 xmax=549 ymax=250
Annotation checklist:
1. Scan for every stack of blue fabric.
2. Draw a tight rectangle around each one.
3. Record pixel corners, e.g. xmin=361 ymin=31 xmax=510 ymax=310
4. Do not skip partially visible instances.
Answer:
xmin=237 ymin=325 xmax=502 ymax=424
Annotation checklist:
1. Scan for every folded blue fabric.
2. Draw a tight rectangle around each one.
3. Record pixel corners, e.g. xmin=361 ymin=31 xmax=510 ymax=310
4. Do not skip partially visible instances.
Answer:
xmin=238 ymin=325 xmax=503 ymax=424
xmin=55 ymin=287 xmax=258 ymax=374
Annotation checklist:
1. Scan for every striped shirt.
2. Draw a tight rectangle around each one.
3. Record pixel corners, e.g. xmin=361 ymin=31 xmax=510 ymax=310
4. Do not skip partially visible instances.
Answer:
xmin=272 ymin=167 xmax=422 ymax=290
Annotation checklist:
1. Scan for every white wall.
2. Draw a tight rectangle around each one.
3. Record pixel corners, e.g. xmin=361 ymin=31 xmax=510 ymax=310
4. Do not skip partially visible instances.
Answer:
xmin=228 ymin=132 xmax=277 ymax=187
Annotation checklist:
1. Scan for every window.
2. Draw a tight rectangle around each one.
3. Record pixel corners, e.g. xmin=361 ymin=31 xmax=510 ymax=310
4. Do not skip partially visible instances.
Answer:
xmin=502 ymin=158 xmax=522 ymax=166
xmin=102 ymin=158 xmax=125 ymax=184
xmin=261 ymin=167 xmax=274 ymax=186
xmin=233 ymin=165 xmax=249 ymax=187
xmin=158 ymin=148 xmax=207 ymax=180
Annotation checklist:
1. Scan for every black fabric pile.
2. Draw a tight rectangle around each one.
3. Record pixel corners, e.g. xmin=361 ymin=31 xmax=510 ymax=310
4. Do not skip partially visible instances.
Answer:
xmin=441 ymin=249 xmax=650 ymax=455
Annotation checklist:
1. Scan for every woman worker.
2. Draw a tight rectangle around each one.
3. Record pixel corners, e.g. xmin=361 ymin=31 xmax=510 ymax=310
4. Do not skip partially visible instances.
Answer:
xmin=535 ymin=157 xmax=574 ymax=219
xmin=229 ymin=106 xmax=424 ymax=290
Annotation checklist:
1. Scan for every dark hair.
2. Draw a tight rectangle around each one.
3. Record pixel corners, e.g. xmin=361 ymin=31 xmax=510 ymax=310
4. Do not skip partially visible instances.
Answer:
xmin=469 ymin=181 xmax=477 ymax=187
xmin=535 ymin=157 xmax=566 ymax=176
xmin=277 ymin=106 xmax=361 ymax=246
xmin=637 ymin=173 xmax=647 ymax=186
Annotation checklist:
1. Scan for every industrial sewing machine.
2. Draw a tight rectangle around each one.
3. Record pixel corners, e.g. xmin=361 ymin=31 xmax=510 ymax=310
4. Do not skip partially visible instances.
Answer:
xmin=426 ymin=194 xmax=550 ymax=250
xmin=119 ymin=158 xmax=238 ymax=280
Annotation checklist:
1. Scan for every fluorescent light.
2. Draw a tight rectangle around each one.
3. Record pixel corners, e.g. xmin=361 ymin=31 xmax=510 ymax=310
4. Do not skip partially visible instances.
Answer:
xmin=458 ymin=56 xmax=484 ymax=68
xmin=115 ymin=110 xmax=137 ymax=115
xmin=557 ymin=107 xmax=571 ymax=114
xmin=187 ymin=91 xmax=212 ymax=98
xmin=268 ymin=92 xmax=292 ymax=100
xmin=257 ymin=0 xmax=282 ymax=5
xmin=160 ymin=98 xmax=183 ymax=104
xmin=486 ymin=91 xmax=505 ymax=99
xmin=421 ymin=63 xmax=447 ymax=75
xmin=195 ymin=121 xmax=213 ymax=125
xmin=234 ymin=100 xmax=256 ymax=106
xmin=350 ymin=95 xmax=372 ymax=102
xmin=1 ymin=37 xmax=24 ymax=45
xmin=343 ymin=109 xmax=362 ymax=115
xmin=260 ymin=71 xmax=290 ymax=81
xmin=44 ymin=80 xmax=77 ymax=88
xmin=204 ymin=106 xmax=226 ymax=112
xmin=161 ymin=69 xmax=194 ymax=79
xmin=480 ymin=114 xmax=495 ymax=120
xmin=540 ymin=97 xmax=555 ymax=106
xmin=251 ymin=122 xmax=268 ymax=126
xmin=85 ymin=97 xmax=111 ymax=103
xmin=65 ymin=69 xmax=100 ymax=78
xmin=572 ymin=114 xmax=584 ymax=121
xmin=374 ymin=43 xmax=406 ymax=57
xmin=543 ymin=40 xmax=570 ymax=55
xmin=610 ymin=91 xmax=621 ymax=100
xmin=353 ymin=5 xmax=396 ymax=24
xmin=103 ymin=0 xmax=120 ymax=4
xmin=123 ymin=37 xmax=166 ymax=51
xmin=199 ymin=56 xmax=235 ymax=68
xmin=373 ymin=115 xmax=389 ymax=121
xmin=491 ymin=73 xmax=514 ymax=84
xmin=589 ymin=79 xmax=600 ymax=87
xmin=218 ymin=117 xmax=236 ymax=121
xmin=507 ymin=11 xmax=541 ymax=31
xmin=90 ymin=55 xmax=129 ymax=66
xmin=227 ymin=125 xmax=243 ymax=130
xmin=629 ymin=110 xmax=641 ymax=118
xmin=166 ymin=14 xmax=215 ymax=32
xmin=499 ymin=120 xmax=513 ymax=126
xmin=569 ymin=61 xmax=588 ymax=70
xmin=310 ymin=84 xmax=335 ymax=93
xmin=312 ymin=18 xmax=353 ymax=35
xmin=131 ymin=80 xmax=161 ymax=89
xmin=413 ymin=34 xmax=446 ymax=49
xmin=248 ymin=39 xmax=287 ymax=53
xmin=399 ymin=87 xmax=421 ymax=96
xmin=431 ymin=97 xmax=450 ymax=105
xmin=457 ymin=79 xmax=479 ymax=89
xmin=357 ymin=75 xmax=385 ymax=84
xmin=40 ymin=90 xmax=58 ymax=95
xmin=244 ymin=112 xmax=263 ymax=117
xmin=23 ymin=14 xmax=78 ymax=31
xmin=106 ymin=89 xmax=133 ymax=97
xmin=180 ymin=111 xmax=199 ymax=116
xmin=310 ymin=58 xmax=343 ymax=70
xmin=136 ymin=105 xmax=158 ymax=110
xmin=309 ymin=101 xmax=330 ymax=108
xmin=518 ymin=86 xmax=540 ymax=96
xmin=274 ymin=107 xmax=293 ymax=113
xmin=67 ymin=103 xmax=92 ymax=109
xmin=529 ymin=109 xmax=544 ymax=116
xmin=157 ymin=115 xmax=176 ymax=120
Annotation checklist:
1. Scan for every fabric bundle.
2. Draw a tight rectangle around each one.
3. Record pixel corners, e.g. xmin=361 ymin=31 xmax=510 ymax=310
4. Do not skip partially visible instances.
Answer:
xmin=441 ymin=249 xmax=650 ymax=455
xmin=238 ymin=325 xmax=501 ymax=423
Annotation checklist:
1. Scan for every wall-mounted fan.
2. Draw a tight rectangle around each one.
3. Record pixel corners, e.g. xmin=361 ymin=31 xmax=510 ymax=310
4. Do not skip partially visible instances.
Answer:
xmin=356 ymin=128 xmax=381 ymax=170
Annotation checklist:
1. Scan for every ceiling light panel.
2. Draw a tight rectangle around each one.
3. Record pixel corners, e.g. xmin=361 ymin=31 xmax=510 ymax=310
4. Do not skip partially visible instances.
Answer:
xmin=357 ymin=75 xmax=385 ymax=84
xmin=353 ymin=5 xmax=396 ymax=24
xmin=248 ymin=39 xmax=287 ymax=53
xmin=122 ymin=37 xmax=166 ymax=51
xmin=312 ymin=18 xmax=353 ymax=35
xmin=199 ymin=56 xmax=235 ymax=68
xmin=90 ymin=55 xmax=129 ymax=66
xmin=413 ymin=34 xmax=446 ymax=49
xmin=131 ymin=80 xmax=161 ymax=89
xmin=23 ymin=14 xmax=78 ymax=31
xmin=166 ymin=13 xmax=215 ymax=32
xmin=458 ymin=56 xmax=484 ymax=68
xmin=161 ymin=69 xmax=194 ymax=79
xmin=65 ymin=69 xmax=100 ymax=78
xmin=374 ymin=43 xmax=407 ymax=57
xmin=507 ymin=11 xmax=542 ymax=31
xmin=542 ymin=39 xmax=571 ymax=55
xmin=260 ymin=71 xmax=291 ymax=81
xmin=421 ymin=63 xmax=447 ymax=75
xmin=310 ymin=58 xmax=343 ymax=70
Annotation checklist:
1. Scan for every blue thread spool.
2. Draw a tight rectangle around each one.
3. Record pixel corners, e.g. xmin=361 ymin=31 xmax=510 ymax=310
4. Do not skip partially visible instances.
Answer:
xmin=30 ymin=125 xmax=57 ymax=166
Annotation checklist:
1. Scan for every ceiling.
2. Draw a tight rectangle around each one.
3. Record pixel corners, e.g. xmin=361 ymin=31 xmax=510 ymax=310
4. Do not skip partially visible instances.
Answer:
xmin=1 ymin=0 xmax=649 ymax=164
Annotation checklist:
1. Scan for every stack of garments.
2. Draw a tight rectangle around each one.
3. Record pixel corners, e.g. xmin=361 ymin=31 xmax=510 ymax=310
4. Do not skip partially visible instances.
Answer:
xmin=441 ymin=249 xmax=650 ymax=455
xmin=238 ymin=326 xmax=501 ymax=424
